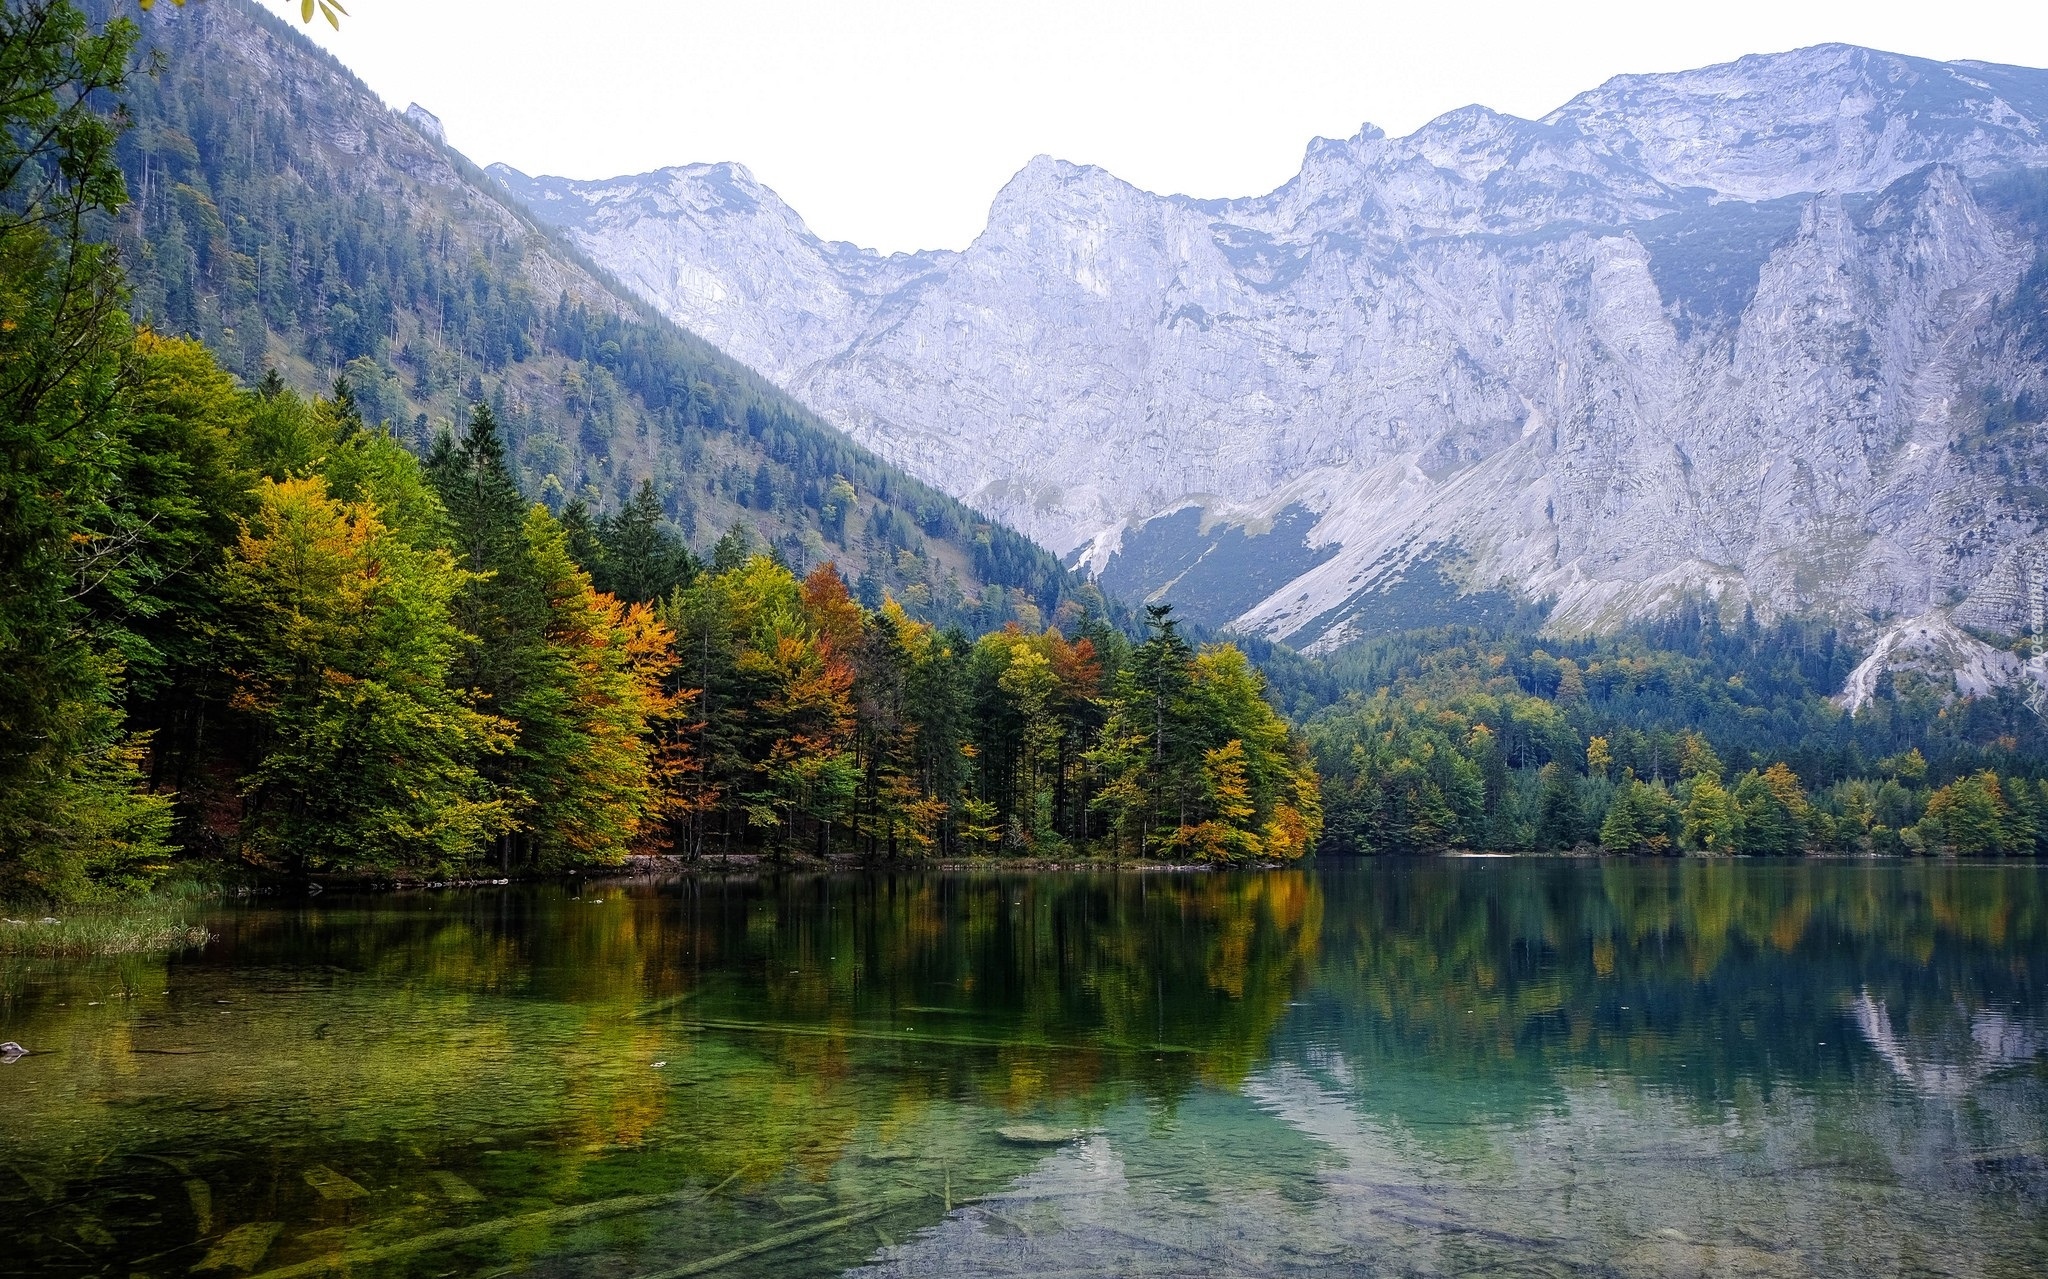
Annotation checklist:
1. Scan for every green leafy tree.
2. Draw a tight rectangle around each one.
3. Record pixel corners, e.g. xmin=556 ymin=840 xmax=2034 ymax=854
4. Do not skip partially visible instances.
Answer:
xmin=504 ymin=506 xmax=681 ymax=868
xmin=1680 ymin=773 xmax=1740 ymax=852
xmin=1915 ymin=771 xmax=2037 ymax=857
xmin=1599 ymin=778 xmax=1681 ymax=854
xmin=1733 ymin=762 xmax=1812 ymax=855
xmin=0 ymin=1 xmax=175 ymax=900
xmin=221 ymin=475 xmax=510 ymax=874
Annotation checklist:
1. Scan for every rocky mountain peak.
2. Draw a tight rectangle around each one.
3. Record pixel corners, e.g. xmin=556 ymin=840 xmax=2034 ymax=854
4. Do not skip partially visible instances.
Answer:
xmin=1549 ymin=44 xmax=2048 ymax=199
xmin=402 ymin=102 xmax=444 ymax=144
xmin=494 ymin=45 xmax=2048 ymax=666
xmin=983 ymin=156 xmax=1148 ymax=229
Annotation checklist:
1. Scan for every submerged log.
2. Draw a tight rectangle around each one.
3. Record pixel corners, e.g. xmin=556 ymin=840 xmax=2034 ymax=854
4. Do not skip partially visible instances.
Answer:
xmin=301 ymin=1167 xmax=369 ymax=1201
xmin=633 ymin=1202 xmax=899 ymax=1279
xmin=243 ymin=1167 xmax=747 ymax=1279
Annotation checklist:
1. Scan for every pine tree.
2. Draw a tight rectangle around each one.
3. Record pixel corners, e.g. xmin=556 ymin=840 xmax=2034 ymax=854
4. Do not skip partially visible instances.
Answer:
xmin=430 ymin=404 xmax=528 ymax=587
xmin=1127 ymin=604 xmax=1196 ymax=847
xmin=847 ymin=598 xmax=920 ymax=857
xmin=711 ymin=521 xmax=755 ymax=572
xmin=595 ymin=479 xmax=697 ymax=603
xmin=1534 ymin=762 xmax=1581 ymax=850
xmin=891 ymin=623 xmax=970 ymax=855
xmin=558 ymin=497 xmax=607 ymax=580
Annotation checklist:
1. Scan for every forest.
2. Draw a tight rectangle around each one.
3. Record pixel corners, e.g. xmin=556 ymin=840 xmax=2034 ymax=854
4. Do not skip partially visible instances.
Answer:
xmin=2 ymin=321 xmax=1321 ymax=897
xmin=1300 ymin=621 xmax=2048 ymax=858
xmin=0 ymin=0 xmax=1322 ymax=901
xmin=9 ymin=0 xmax=2048 ymax=912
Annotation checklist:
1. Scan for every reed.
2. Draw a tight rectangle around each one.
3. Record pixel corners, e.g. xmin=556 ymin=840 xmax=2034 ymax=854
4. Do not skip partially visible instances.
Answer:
xmin=0 ymin=887 xmax=214 ymax=957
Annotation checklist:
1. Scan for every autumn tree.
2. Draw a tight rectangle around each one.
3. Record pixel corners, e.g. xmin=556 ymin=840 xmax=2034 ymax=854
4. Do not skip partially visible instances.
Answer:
xmin=502 ymin=506 xmax=686 ymax=867
xmin=221 ymin=476 xmax=510 ymax=874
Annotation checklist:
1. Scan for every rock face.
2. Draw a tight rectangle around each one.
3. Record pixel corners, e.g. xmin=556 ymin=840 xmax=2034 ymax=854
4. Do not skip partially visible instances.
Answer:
xmin=1836 ymin=611 xmax=2048 ymax=714
xmin=491 ymin=45 xmax=2048 ymax=651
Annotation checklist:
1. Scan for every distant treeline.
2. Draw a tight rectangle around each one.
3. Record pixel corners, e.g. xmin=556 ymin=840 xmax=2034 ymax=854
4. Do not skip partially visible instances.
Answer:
xmin=1299 ymin=620 xmax=2048 ymax=856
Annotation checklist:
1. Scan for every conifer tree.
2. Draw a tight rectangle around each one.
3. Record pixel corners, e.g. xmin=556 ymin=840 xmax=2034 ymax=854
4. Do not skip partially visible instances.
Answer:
xmin=559 ymin=498 xmax=606 ymax=582
xmin=848 ymin=599 xmax=921 ymax=856
xmin=1534 ymin=762 xmax=1581 ymax=850
xmin=430 ymin=404 xmax=528 ymax=589
xmin=596 ymin=479 xmax=697 ymax=603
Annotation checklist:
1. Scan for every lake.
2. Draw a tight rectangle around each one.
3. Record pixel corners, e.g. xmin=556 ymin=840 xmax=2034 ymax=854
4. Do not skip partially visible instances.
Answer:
xmin=3 ymin=859 xmax=2045 ymax=1278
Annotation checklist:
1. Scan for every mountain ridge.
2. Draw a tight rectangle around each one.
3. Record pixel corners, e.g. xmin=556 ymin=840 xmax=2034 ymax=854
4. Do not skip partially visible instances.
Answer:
xmin=488 ymin=42 xmax=2048 ymax=667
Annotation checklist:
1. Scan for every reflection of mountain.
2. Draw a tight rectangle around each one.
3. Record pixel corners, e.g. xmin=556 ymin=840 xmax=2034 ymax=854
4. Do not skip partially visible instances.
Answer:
xmin=854 ymin=1046 xmax=2048 ymax=1277
xmin=1848 ymin=989 xmax=2046 ymax=1098
xmin=1297 ymin=860 xmax=2048 ymax=1103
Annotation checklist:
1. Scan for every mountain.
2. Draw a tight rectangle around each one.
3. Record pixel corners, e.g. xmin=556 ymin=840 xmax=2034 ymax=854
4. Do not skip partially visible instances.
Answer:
xmin=490 ymin=44 xmax=2048 ymax=660
xmin=101 ymin=0 xmax=1090 ymax=632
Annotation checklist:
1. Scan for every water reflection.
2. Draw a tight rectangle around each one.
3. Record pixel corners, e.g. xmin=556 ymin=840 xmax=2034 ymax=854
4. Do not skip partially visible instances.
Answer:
xmin=1849 ymin=990 xmax=2045 ymax=1098
xmin=1 ymin=861 xmax=2044 ymax=1278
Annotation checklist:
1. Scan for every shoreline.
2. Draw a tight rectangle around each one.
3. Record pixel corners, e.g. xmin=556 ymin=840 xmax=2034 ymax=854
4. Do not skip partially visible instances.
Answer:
xmin=611 ymin=853 xmax=1261 ymax=875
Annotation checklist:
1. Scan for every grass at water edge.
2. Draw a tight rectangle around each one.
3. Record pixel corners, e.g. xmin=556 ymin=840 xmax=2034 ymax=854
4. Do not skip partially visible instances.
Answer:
xmin=0 ymin=887 xmax=215 ymax=957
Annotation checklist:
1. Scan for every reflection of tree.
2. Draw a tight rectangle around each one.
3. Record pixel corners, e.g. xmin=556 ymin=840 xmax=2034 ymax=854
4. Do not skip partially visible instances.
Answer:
xmin=1302 ymin=860 xmax=2048 ymax=1109
xmin=728 ymin=870 xmax=1323 ymax=1095
xmin=6 ymin=867 xmax=2048 ymax=1276
xmin=0 ymin=871 xmax=1327 ymax=1276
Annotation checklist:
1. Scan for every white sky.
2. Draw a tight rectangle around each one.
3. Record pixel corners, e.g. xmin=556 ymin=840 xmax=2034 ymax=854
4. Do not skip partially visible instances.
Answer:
xmin=259 ymin=0 xmax=2048 ymax=254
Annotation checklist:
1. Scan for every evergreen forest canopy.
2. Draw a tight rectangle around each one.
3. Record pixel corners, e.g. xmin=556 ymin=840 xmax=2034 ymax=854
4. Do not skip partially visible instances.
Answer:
xmin=1291 ymin=614 xmax=2048 ymax=859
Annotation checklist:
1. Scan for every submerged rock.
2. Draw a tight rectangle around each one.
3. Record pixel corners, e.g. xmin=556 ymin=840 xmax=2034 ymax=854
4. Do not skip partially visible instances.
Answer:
xmin=193 ymin=1221 xmax=281 ymax=1273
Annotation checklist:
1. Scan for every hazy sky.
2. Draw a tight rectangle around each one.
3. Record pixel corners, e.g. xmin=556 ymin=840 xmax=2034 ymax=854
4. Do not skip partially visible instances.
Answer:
xmin=259 ymin=0 xmax=2048 ymax=253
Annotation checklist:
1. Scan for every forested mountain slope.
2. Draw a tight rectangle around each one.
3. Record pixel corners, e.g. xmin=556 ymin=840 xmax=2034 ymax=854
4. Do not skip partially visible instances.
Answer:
xmin=97 ymin=0 xmax=1087 ymax=631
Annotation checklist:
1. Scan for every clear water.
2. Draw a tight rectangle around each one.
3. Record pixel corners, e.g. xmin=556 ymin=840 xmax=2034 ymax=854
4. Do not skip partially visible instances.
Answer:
xmin=3 ymin=859 xmax=2045 ymax=1278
